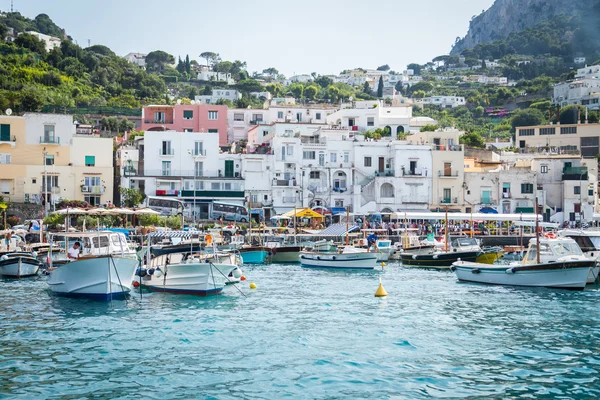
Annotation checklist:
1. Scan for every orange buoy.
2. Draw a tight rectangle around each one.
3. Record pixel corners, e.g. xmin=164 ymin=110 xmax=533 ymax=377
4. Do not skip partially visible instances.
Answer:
xmin=240 ymin=275 xmax=247 ymax=281
xmin=133 ymin=281 xmax=140 ymax=288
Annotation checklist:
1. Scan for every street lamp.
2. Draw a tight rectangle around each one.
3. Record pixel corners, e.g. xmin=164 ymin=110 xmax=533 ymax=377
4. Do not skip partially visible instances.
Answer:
xmin=188 ymin=150 xmax=201 ymax=226
xmin=579 ymin=168 xmax=587 ymax=226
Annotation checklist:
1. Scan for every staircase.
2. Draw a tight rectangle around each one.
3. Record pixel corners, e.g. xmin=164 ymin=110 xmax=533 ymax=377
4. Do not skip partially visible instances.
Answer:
xmin=361 ymin=179 xmax=376 ymax=206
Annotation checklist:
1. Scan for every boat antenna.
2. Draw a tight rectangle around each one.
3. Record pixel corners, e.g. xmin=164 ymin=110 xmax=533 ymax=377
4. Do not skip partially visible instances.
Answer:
xmin=535 ymin=198 xmax=540 ymax=264
xmin=345 ymin=205 xmax=349 ymax=246
xmin=444 ymin=205 xmax=449 ymax=252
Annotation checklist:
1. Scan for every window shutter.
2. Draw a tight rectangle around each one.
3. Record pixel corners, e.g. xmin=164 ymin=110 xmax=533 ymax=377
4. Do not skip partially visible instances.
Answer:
xmin=85 ymin=155 xmax=95 ymax=166
xmin=0 ymin=124 xmax=10 ymax=141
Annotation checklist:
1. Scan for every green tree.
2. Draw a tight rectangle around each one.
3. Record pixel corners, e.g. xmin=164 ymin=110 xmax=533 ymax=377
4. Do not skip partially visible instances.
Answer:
xmin=120 ymin=187 xmax=145 ymax=208
xmin=559 ymin=104 xmax=585 ymax=124
xmin=185 ymin=54 xmax=191 ymax=74
xmin=176 ymin=56 xmax=185 ymax=73
xmin=413 ymin=90 xmax=426 ymax=99
xmin=460 ymin=131 xmax=485 ymax=148
xmin=118 ymin=118 xmax=134 ymax=133
xmin=406 ymin=63 xmax=422 ymax=75
xmin=362 ymin=81 xmax=372 ymax=95
xmin=473 ymin=106 xmax=485 ymax=118
xmin=376 ymin=64 xmax=390 ymax=71
xmin=289 ymin=83 xmax=304 ymax=99
xmin=326 ymin=85 xmax=340 ymax=102
xmin=511 ymin=108 xmax=544 ymax=130
xmin=377 ymin=76 xmax=384 ymax=97
xmin=236 ymin=79 xmax=263 ymax=94
xmin=14 ymin=33 xmax=46 ymax=53
xmin=262 ymin=67 xmax=279 ymax=77
xmin=304 ymin=85 xmax=318 ymax=101
xmin=200 ymin=51 xmax=219 ymax=67
xmin=315 ymin=75 xmax=333 ymax=88
xmin=146 ymin=50 xmax=175 ymax=73
xmin=420 ymin=124 xmax=439 ymax=132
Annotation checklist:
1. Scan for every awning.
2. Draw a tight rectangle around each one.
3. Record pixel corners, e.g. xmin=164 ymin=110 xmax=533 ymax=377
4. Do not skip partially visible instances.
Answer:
xmin=281 ymin=208 xmax=324 ymax=219
xmin=479 ymin=207 xmax=498 ymax=214
xmin=330 ymin=207 xmax=346 ymax=215
xmin=515 ymin=207 xmax=534 ymax=213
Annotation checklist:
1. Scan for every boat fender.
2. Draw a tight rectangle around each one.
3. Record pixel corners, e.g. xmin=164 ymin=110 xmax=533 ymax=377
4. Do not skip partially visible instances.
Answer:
xmin=32 ymin=251 xmax=38 ymax=258
xmin=232 ymin=268 xmax=243 ymax=279
xmin=154 ymin=267 xmax=163 ymax=278
xmin=453 ymin=248 xmax=457 ymax=252
xmin=450 ymin=266 xmax=456 ymax=272
xmin=271 ymin=248 xmax=277 ymax=255
xmin=316 ymin=256 xmax=320 ymax=260
xmin=412 ymin=255 xmax=417 ymax=260
xmin=472 ymin=268 xmax=481 ymax=274
xmin=0 ymin=255 xmax=7 ymax=261
xmin=332 ymin=256 xmax=336 ymax=260
xmin=505 ymin=267 xmax=517 ymax=274
xmin=300 ymin=255 xmax=305 ymax=259
xmin=135 ymin=267 xmax=147 ymax=277
xmin=147 ymin=268 xmax=155 ymax=276
xmin=433 ymin=255 xmax=438 ymax=259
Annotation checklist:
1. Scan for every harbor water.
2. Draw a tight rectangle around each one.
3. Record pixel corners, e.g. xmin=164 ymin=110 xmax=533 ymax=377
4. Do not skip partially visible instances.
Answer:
xmin=1 ymin=263 xmax=600 ymax=398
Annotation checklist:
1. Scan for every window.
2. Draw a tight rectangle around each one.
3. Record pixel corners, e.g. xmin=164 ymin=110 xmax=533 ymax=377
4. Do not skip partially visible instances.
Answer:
xmin=521 ymin=183 xmax=534 ymax=194
xmin=330 ymin=153 xmax=337 ymax=163
xmin=367 ymin=117 xmax=375 ymax=127
xmin=194 ymin=141 xmax=204 ymax=156
xmin=277 ymin=111 xmax=284 ymax=119
xmin=315 ymin=112 xmax=322 ymax=120
xmin=154 ymin=111 xmax=165 ymax=123
xmin=286 ymin=145 xmax=293 ymax=156
xmin=162 ymin=161 xmax=171 ymax=176
xmin=85 ymin=155 xmax=95 ymax=167
xmin=344 ymin=152 xmax=349 ymax=163
xmin=334 ymin=200 xmax=344 ymax=207
xmin=518 ymin=129 xmax=534 ymax=136
xmin=84 ymin=195 xmax=101 ymax=206
xmin=309 ymin=171 xmax=320 ymax=179
xmin=303 ymin=151 xmax=315 ymax=160
xmin=443 ymin=188 xmax=451 ymax=202
xmin=32 ymin=178 xmax=36 ymax=184
xmin=208 ymin=129 xmax=218 ymax=133
xmin=561 ymin=126 xmax=577 ymax=134
xmin=183 ymin=110 xmax=193 ymax=120
xmin=208 ymin=111 xmax=218 ymax=120
xmin=44 ymin=176 xmax=58 ymax=190
xmin=45 ymin=154 xmax=54 ymax=166
xmin=194 ymin=161 xmax=203 ymax=176
xmin=539 ymin=127 xmax=555 ymax=135
xmin=234 ymin=113 xmax=244 ymax=121
xmin=211 ymin=182 xmax=220 ymax=190
xmin=589 ymin=188 xmax=594 ymax=196
xmin=574 ymin=186 xmax=581 ymax=195
xmin=252 ymin=114 xmax=263 ymax=122
xmin=44 ymin=125 xmax=55 ymax=142
xmin=0 ymin=124 xmax=10 ymax=141
xmin=0 ymin=154 xmax=11 ymax=164
xmin=364 ymin=157 xmax=372 ymax=167
xmin=184 ymin=129 xmax=193 ymax=133
xmin=161 ymin=141 xmax=172 ymax=155
xmin=84 ymin=176 xmax=100 ymax=187
xmin=541 ymin=165 xmax=549 ymax=174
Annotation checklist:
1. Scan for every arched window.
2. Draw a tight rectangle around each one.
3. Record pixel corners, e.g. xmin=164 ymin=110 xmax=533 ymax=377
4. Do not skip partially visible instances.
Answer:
xmin=380 ymin=183 xmax=394 ymax=198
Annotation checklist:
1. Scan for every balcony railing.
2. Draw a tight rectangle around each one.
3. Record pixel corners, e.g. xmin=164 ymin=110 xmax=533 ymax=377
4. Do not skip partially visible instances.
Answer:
xmin=301 ymin=137 xmax=327 ymax=146
xmin=123 ymin=167 xmax=137 ymax=176
xmin=282 ymin=197 xmax=297 ymax=203
xmin=438 ymin=170 xmax=459 ymax=177
xmin=0 ymin=135 xmax=16 ymax=142
xmin=249 ymin=120 xmax=264 ymax=125
xmin=440 ymin=197 xmax=458 ymax=204
xmin=502 ymin=192 xmax=511 ymax=199
xmin=273 ymin=179 xmax=297 ymax=187
xmin=81 ymin=186 xmax=105 ymax=194
xmin=144 ymin=169 xmax=243 ymax=179
xmin=480 ymin=198 xmax=493 ymax=205
xmin=159 ymin=149 xmax=175 ymax=156
xmin=145 ymin=119 xmax=174 ymax=124
xmin=40 ymin=136 xmax=60 ymax=144
xmin=402 ymin=170 xmax=426 ymax=177
xmin=190 ymin=149 xmax=207 ymax=156
xmin=432 ymin=144 xmax=462 ymax=151
xmin=562 ymin=167 xmax=588 ymax=181
xmin=401 ymin=196 xmax=429 ymax=203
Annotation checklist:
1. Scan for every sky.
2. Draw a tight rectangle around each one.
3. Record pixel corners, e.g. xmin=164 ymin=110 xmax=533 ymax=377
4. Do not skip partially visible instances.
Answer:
xmin=4 ymin=0 xmax=495 ymax=76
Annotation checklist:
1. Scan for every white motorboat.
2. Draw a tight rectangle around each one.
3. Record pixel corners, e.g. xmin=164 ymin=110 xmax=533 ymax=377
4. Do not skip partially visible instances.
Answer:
xmin=300 ymin=246 xmax=378 ymax=269
xmin=0 ymin=251 xmax=41 ymax=277
xmin=312 ymin=239 xmax=337 ymax=253
xmin=451 ymin=236 xmax=594 ymax=290
xmin=47 ymin=232 xmax=138 ymax=300
xmin=139 ymin=251 xmax=238 ymax=296
xmin=351 ymin=238 xmax=389 ymax=261
xmin=557 ymin=229 xmax=600 ymax=283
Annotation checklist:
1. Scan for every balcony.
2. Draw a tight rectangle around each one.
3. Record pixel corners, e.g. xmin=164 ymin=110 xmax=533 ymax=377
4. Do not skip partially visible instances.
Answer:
xmin=40 ymin=136 xmax=60 ymax=144
xmin=273 ymin=179 xmax=298 ymax=187
xmin=301 ymin=137 xmax=327 ymax=146
xmin=440 ymin=197 xmax=458 ymax=204
xmin=282 ymin=197 xmax=297 ymax=203
xmin=562 ymin=167 xmax=588 ymax=181
xmin=181 ymin=190 xmax=244 ymax=198
xmin=81 ymin=186 xmax=105 ymax=194
xmin=190 ymin=149 xmax=207 ymax=157
xmin=144 ymin=119 xmax=174 ymax=124
xmin=159 ymin=149 xmax=175 ymax=156
xmin=502 ymin=192 xmax=511 ymax=199
xmin=438 ymin=170 xmax=459 ymax=178
xmin=432 ymin=144 xmax=462 ymax=151
xmin=144 ymin=169 xmax=243 ymax=179
xmin=402 ymin=170 xmax=426 ymax=177
xmin=480 ymin=197 xmax=493 ymax=205
xmin=249 ymin=120 xmax=264 ymax=125
xmin=401 ymin=196 xmax=429 ymax=203
xmin=123 ymin=167 xmax=137 ymax=176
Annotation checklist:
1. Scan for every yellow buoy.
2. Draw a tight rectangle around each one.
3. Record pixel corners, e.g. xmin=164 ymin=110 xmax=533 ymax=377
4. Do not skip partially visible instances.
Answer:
xmin=381 ymin=262 xmax=386 ymax=267
xmin=374 ymin=279 xmax=388 ymax=297
xmin=249 ymin=282 xmax=257 ymax=289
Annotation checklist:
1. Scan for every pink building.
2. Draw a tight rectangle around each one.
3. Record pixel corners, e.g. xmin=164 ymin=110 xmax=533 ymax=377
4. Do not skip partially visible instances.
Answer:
xmin=141 ymin=104 xmax=228 ymax=146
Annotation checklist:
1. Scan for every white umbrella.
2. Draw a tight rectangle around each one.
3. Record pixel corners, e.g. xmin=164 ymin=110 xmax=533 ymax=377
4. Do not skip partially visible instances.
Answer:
xmin=134 ymin=208 xmax=161 ymax=215
xmin=54 ymin=207 xmax=88 ymax=215
xmin=87 ymin=208 xmax=112 ymax=216
xmin=270 ymin=215 xmax=291 ymax=220
xmin=110 ymin=208 xmax=135 ymax=215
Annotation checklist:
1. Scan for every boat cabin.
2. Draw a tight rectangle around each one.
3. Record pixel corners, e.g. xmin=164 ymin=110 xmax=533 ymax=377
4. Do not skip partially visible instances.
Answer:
xmin=51 ymin=232 xmax=134 ymax=257
xmin=523 ymin=237 xmax=584 ymax=265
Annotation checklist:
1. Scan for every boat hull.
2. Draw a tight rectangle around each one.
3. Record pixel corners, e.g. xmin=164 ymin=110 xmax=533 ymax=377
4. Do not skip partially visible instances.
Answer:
xmin=300 ymin=252 xmax=378 ymax=269
xmin=400 ymin=250 xmax=480 ymax=268
xmin=0 ymin=256 xmax=40 ymax=277
xmin=452 ymin=260 xmax=593 ymax=290
xmin=141 ymin=262 xmax=237 ymax=295
xmin=270 ymin=246 xmax=301 ymax=263
xmin=47 ymin=256 xmax=138 ymax=300
xmin=239 ymin=248 xmax=270 ymax=264
xmin=476 ymin=250 xmax=503 ymax=264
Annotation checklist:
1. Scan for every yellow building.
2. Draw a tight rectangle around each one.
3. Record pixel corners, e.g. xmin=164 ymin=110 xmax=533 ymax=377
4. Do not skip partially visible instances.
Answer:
xmin=515 ymin=122 xmax=600 ymax=157
xmin=0 ymin=113 xmax=113 ymax=209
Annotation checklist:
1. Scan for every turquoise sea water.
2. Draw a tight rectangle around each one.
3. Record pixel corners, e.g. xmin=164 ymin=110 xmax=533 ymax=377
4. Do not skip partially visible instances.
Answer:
xmin=1 ymin=263 xmax=599 ymax=399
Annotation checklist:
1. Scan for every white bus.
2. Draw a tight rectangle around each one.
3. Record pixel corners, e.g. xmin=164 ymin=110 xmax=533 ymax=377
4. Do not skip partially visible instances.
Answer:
xmin=209 ymin=202 xmax=249 ymax=222
xmin=145 ymin=196 xmax=185 ymax=216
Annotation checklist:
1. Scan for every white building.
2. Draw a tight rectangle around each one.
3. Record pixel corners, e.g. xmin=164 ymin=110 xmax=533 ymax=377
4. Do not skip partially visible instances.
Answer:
xmin=24 ymin=31 xmax=61 ymax=52
xmin=195 ymin=89 xmax=242 ymax=105
xmin=283 ymin=74 xmax=312 ymax=85
xmin=197 ymin=70 xmax=235 ymax=85
xmin=553 ymin=78 xmax=600 ymax=110
xmin=141 ymin=131 xmax=245 ymax=217
xmin=574 ymin=57 xmax=586 ymax=65
xmin=250 ymin=91 xmax=273 ymax=101
xmin=326 ymin=101 xmax=412 ymax=135
xmin=419 ymin=96 xmax=466 ymax=108
xmin=123 ymin=52 xmax=147 ymax=68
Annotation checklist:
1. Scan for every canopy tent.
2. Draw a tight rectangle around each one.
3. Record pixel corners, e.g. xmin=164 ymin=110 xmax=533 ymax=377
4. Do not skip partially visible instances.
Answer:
xmin=270 ymin=215 xmax=291 ymax=220
xmin=134 ymin=208 xmax=161 ymax=215
xmin=281 ymin=208 xmax=324 ymax=219
xmin=53 ymin=208 xmax=88 ymax=215
xmin=391 ymin=212 xmax=542 ymax=222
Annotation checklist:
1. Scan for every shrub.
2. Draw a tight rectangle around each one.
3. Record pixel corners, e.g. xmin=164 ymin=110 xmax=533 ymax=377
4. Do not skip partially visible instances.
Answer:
xmin=6 ymin=216 xmax=20 ymax=227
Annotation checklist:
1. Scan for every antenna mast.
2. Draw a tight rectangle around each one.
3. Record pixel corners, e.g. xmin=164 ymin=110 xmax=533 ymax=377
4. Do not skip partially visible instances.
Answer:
xmin=11 ymin=0 xmax=14 ymax=12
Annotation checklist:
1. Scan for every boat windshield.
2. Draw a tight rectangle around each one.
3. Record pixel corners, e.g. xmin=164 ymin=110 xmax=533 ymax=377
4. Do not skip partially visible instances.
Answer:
xmin=452 ymin=238 xmax=478 ymax=247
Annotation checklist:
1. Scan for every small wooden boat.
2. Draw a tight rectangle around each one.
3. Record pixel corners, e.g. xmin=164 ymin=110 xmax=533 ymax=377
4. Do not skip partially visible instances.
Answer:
xmin=238 ymin=246 xmax=271 ymax=264
xmin=0 ymin=252 xmax=41 ymax=277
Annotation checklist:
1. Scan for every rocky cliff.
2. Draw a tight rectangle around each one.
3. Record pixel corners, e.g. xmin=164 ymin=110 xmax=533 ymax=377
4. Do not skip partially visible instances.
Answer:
xmin=451 ymin=0 xmax=594 ymax=54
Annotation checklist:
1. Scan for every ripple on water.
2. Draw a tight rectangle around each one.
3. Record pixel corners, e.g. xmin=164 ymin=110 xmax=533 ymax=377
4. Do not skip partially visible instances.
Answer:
xmin=0 ymin=263 xmax=599 ymax=398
